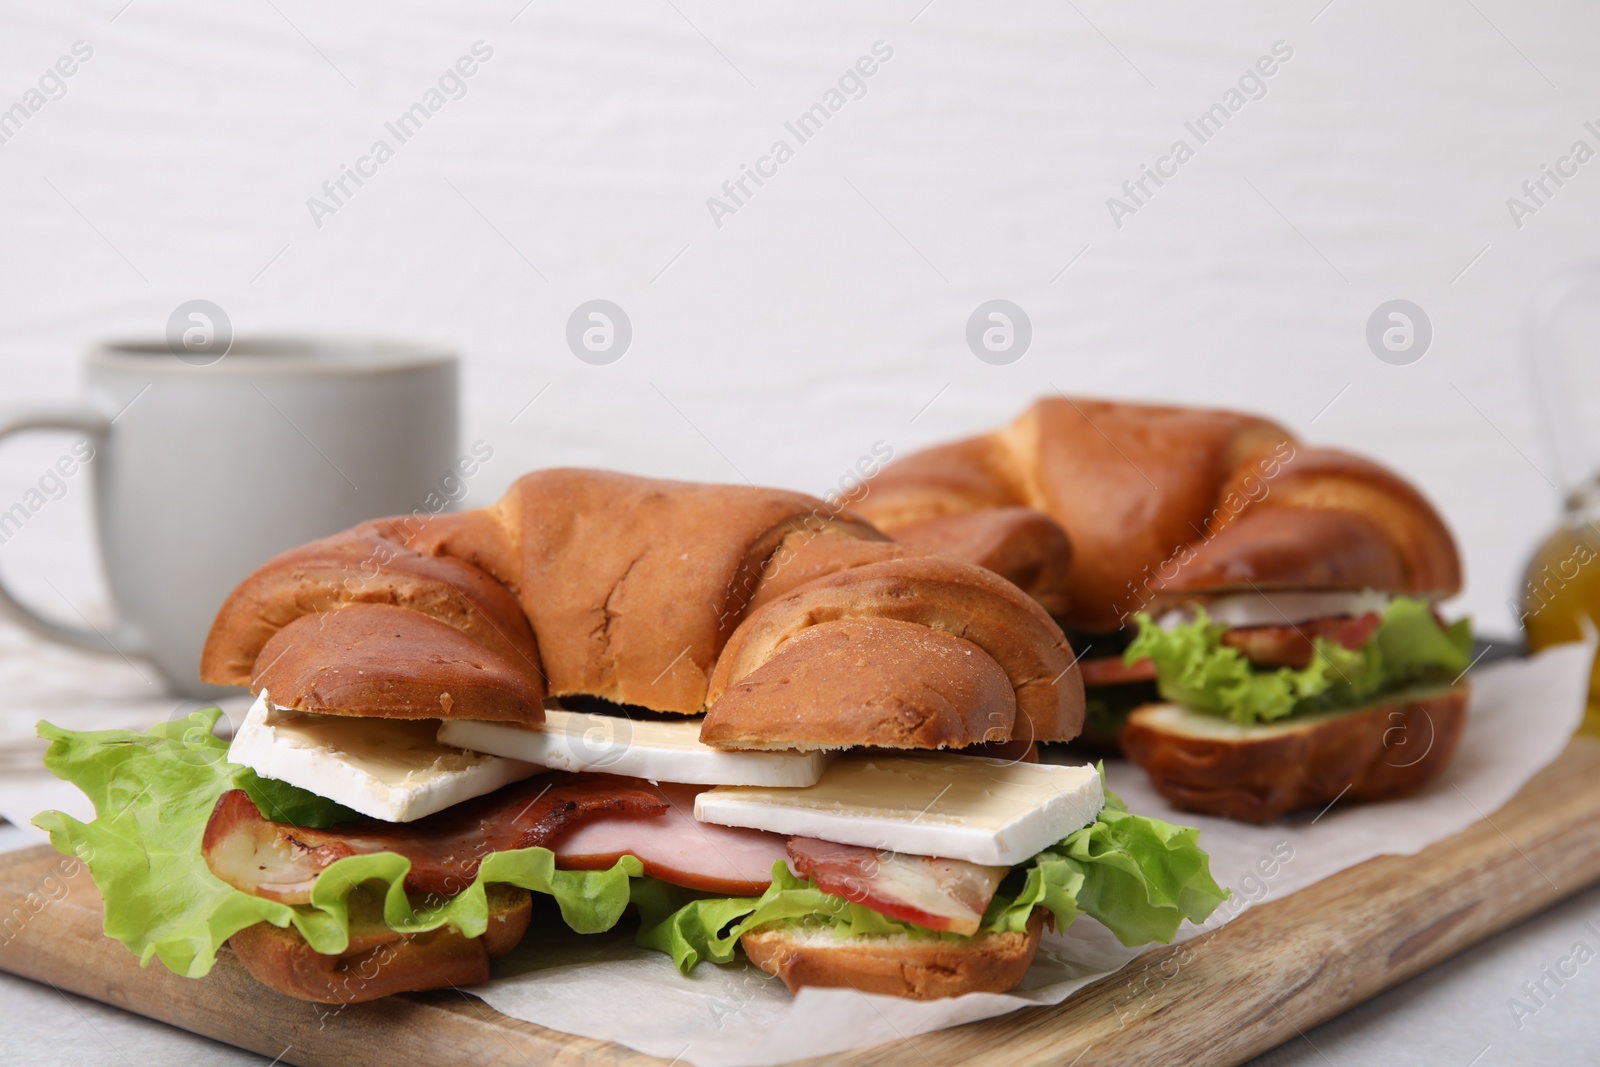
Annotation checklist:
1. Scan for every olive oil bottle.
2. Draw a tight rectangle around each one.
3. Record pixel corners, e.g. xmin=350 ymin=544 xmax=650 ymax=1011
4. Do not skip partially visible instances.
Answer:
xmin=1519 ymin=491 xmax=1600 ymax=738
xmin=1522 ymin=267 xmax=1600 ymax=738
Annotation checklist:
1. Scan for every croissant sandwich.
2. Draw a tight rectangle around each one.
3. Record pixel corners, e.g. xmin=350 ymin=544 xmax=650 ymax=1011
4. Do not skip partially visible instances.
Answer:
xmin=850 ymin=398 xmax=1474 ymax=822
xmin=33 ymin=468 xmax=1226 ymax=1004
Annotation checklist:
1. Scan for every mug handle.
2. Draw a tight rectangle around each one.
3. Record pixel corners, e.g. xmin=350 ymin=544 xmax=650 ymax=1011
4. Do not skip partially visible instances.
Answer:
xmin=0 ymin=405 xmax=137 ymax=656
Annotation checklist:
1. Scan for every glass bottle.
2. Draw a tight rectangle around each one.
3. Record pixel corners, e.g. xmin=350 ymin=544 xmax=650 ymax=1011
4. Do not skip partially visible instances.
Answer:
xmin=1518 ymin=489 xmax=1600 ymax=738
xmin=1521 ymin=266 xmax=1600 ymax=738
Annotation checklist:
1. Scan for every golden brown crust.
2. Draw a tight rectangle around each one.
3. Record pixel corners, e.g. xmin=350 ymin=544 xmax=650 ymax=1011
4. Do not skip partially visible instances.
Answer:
xmin=252 ymin=603 xmax=546 ymax=722
xmin=708 ymin=554 xmax=1083 ymax=743
xmin=739 ymin=909 xmax=1046 ymax=999
xmin=853 ymin=398 xmax=1462 ymax=631
xmin=1120 ymin=684 xmax=1470 ymax=822
xmin=843 ymin=436 xmax=1027 ymax=533
xmin=701 ymin=617 xmax=1016 ymax=750
xmin=1179 ymin=446 xmax=1462 ymax=598
xmin=744 ymin=528 xmax=914 ymax=615
xmin=438 ymin=469 xmax=883 ymax=713
xmin=1152 ymin=508 xmax=1408 ymax=602
xmin=228 ymin=885 xmax=532 ymax=1004
xmin=888 ymin=508 xmax=1073 ymax=617
xmin=199 ymin=517 xmax=540 ymax=686
xmin=204 ymin=468 xmax=1082 ymax=747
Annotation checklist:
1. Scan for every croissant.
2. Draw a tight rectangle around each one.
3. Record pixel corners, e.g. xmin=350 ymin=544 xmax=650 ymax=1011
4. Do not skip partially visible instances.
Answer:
xmin=850 ymin=397 xmax=1460 ymax=633
xmin=201 ymin=467 xmax=1084 ymax=748
xmin=848 ymin=397 xmax=1469 ymax=822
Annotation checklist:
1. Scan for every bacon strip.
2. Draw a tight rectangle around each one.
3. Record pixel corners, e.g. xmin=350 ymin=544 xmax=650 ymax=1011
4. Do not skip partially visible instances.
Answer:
xmin=548 ymin=782 xmax=790 ymax=896
xmin=203 ymin=774 xmax=667 ymax=904
xmin=787 ymin=837 xmax=1009 ymax=936
xmin=1221 ymin=611 xmax=1382 ymax=669
xmin=1079 ymin=655 xmax=1158 ymax=688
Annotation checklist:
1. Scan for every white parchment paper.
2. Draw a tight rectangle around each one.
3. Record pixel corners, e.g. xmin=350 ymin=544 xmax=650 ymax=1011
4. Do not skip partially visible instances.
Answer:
xmin=463 ymin=644 xmax=1592 ymax=1067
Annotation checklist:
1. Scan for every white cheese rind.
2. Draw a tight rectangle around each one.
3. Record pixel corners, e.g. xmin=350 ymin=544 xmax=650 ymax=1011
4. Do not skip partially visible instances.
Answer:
xmin=437 ymin=710 xmax=827 ymax=787
xmin=694 ymin=754 xmax=1104 ymax=866
xmin=228 ymin=691 xmax=538 ymax=823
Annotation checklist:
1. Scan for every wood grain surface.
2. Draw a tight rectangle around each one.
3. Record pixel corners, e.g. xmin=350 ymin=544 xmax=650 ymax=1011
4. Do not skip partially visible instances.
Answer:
xmin=4 ymin=737 xmax=1600 ymax=1067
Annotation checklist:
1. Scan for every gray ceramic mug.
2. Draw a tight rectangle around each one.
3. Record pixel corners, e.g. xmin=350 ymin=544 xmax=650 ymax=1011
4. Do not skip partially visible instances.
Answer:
xmin=0 ymin=337 xmax=459 ymax=697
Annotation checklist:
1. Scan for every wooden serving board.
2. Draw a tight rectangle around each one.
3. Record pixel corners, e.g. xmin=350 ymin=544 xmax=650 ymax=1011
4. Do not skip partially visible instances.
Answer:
xmin=5 ymin=737 xmax=1600 ymax=1067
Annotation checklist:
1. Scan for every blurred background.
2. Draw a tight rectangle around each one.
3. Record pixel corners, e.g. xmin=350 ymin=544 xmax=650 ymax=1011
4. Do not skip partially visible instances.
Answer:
xmin=2 ymin=0 xmax=1596 ymax=644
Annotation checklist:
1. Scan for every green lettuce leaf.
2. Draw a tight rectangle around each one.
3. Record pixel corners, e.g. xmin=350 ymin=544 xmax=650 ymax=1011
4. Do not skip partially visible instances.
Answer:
xmin=1123 ymin=597 xmax=1472 ymax=726
xmin=632 ymin=864 xmax=916 ymax=970
xmin=984 ymin=781 xmax=1227 ymax=946
xmin=633 ymin=776 xmax=1228 ymax=970
xmin=31 ymin=709 xmax=640 ymax=979
xmin=1373 ymin=598 xmax=1474 ymax=678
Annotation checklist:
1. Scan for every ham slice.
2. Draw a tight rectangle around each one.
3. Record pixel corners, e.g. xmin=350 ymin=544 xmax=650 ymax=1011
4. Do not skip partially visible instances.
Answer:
xmin=203 ymin=773 xmax=666 ymax=904
xmin=786 ymin=837 xmax=1009 ymax=936
xmin=549 ymin=782 xmax=789 ymax=896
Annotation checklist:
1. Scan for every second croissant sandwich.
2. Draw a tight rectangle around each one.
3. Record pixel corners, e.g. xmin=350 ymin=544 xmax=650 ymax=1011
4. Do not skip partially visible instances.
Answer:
xmin=851 ymin=397 xmax=1474 ymax=822
xmin=34 ymin=468 xmax=1226 ymax=1005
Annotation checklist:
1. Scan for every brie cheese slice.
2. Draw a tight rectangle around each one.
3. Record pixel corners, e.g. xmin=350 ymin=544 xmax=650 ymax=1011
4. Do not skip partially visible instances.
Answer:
xmin=228 ymin=691 xmax=539 ymax=823
xmin=694 ymin=753 xmax=1104 ymax=866
xmin=438 ymin=709 xmax=827 ymax=787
